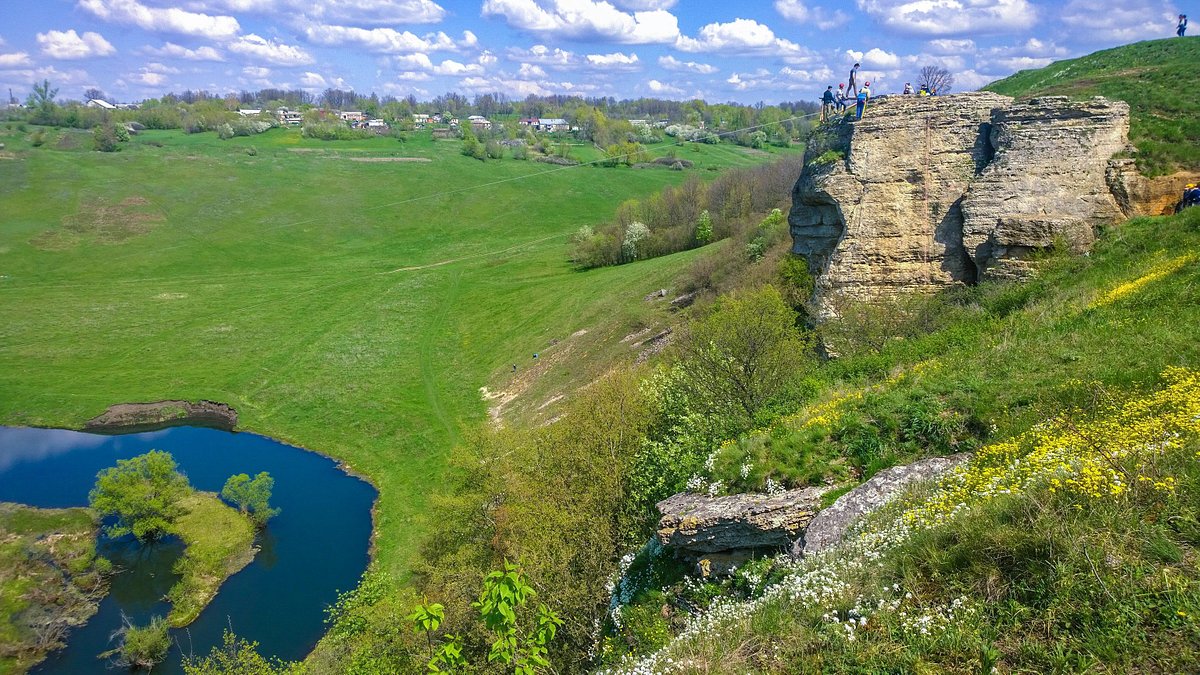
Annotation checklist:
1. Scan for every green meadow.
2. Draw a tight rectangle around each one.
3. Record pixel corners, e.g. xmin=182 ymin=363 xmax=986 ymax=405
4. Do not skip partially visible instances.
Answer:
xmin=0 ymin=124 xmax=799 ymax=578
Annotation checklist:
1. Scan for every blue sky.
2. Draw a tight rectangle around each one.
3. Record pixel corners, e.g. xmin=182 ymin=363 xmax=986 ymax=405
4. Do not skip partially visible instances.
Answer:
xmin=0 ymin=0 xmax=1185 ymax=104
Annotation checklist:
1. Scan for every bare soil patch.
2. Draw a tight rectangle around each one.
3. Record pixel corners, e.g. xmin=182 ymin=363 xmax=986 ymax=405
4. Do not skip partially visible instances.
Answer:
xmin=346 ymin=157 xmax=432 ymax=163
xmin=84 ymin=400 xmax=238 ymax=432
xmin=30 ymin=196 xmax=166 ymax=251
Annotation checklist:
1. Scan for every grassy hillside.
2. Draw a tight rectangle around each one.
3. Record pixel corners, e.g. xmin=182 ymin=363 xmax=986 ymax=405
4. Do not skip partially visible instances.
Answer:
xmin=601 ymin=201 xmax=1200 ymax=671
xmin=985 ymin=37 xmax=1200 ymax=176
xmin=0 ymin=123 xmax=799 ymax=585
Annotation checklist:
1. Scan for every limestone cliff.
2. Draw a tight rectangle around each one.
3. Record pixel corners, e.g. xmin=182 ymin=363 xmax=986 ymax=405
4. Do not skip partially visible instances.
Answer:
xmin=790 ymin=93 xmax=1162 ymax=313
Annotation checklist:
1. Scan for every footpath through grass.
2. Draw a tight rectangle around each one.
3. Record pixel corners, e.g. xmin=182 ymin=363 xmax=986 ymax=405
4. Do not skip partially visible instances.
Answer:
xmin=0 ymin=124 xmax=800 ymax=583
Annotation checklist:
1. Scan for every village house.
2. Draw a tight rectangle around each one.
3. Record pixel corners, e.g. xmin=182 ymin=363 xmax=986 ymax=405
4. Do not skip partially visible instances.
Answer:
xmin=85 ymin=98 xmax=116 ymax=110
xmin=339 ymin=111 xmax=366 ymax=123
xmin=468 ymin=115 xmax=492 ymax=132
xmin=276 ymin=108 xmax=304 ymax=125
xmin=413 ymin=113 xmax=430 ymax=126
xmin=367 ymin=118 xmax=387 ymax=129
xmin=237 ymin=108 xmax=263 ymax=117
xmin=535 ymin=117 xmax=569 ymax=133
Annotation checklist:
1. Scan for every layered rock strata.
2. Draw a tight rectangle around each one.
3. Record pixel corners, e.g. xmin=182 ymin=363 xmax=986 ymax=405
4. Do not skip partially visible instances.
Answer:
xmin=656 ymin=487 xmax=826 ymax=574
xmin=791 ymin=93 xmax=1154 ymax=313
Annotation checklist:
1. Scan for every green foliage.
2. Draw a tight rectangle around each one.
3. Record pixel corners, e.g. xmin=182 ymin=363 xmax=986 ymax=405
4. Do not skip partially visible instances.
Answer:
xmin=809 ymin=149 xmax=844 ymax=166
xmin=460 ymin=127 xmax=485 ymax=160
xmin=984 ymin=37 xmax=1200 ymax=175
xmin=89 ymin=450 xmax=191 ymax=542
xmin=182 ymin=629 xmax=302 ymax=674
xmin=694 ymin=209 xmax=713 ymax=245
xmin=473 ymin=562 xmax=563 ymax=674
xmin=676 ymin=285 xmax=811 ymax=423
xmin=100 ymin=614 xmax=170 ymax=669
xmin=301 ymin=121 xmax=372 ymax=141
xmin=92 ymin=123 xmax=122 ymax=152
xmin=26 ymin=79 xmax=58 ymax=123
xmin=221 ymin=472 xmax=280 ymax=527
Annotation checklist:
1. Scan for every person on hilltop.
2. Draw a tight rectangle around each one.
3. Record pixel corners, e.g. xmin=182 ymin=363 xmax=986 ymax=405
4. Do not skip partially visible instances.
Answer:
xmin=821 ymin=85 xmax=837 ymax=121
xmin=836 ymin=83 xmax=848 ymax=111
xmin=855 ymin=81 xmax=872 ymax=120
xmin=848 ymin=62 xmax=861 ymax=97
xmin=919 ymin=84 xmax=931 ymax=96
xmin=903 ymin=82 xmax=913 ymax=95
xmin=1178 ymin=14 xmax=1188 ymax=37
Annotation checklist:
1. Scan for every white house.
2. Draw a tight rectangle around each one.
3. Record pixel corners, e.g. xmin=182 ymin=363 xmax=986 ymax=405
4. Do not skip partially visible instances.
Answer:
xmin=340 ymin=111 xmax=366 ymax=122
xmin=237 ymin=108 xmax=263 ymax=117
xmin=536 ymin=117 xmax=569 ymax=133
xmin=85 ymin=98 xmax=116 ymax=109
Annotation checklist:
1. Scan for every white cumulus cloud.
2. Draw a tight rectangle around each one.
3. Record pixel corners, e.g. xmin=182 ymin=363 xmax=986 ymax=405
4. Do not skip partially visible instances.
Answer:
xmin=228 ymin=34 xmax=313 ymax=65
xmin=1060 ymin=0 xmax=1175 ymax=42
xmin=142 ymin=42 xmax=223 ymax=61
xmin=676 ymin=18 xmax=804 ymax=55
xmin=78 ymin=0 xmax=240 ymax=39
xmin=482 ymin=0 xmax=680 ymax=44
xmin=857 ymin=0 xmax=1038 ymax=36
xmin=646 ymin=78 xmax=683 ymax=96
xmin=0 ymin=52 xmax=33 ymax=68
xmin=585 ymin=51 xmax=639 ymax=69
xmin=36 ymin=29 xmax=116 ymax=59
xmin=774 ymin=0 xmax=850 ymax=29
xmin=300 ymin=71 xmax=327 ymax=87
xmin=302 ymin=24 xmax=460 ymax=54
xmin=506 ymin=44 xmax=576 ymax=67
xmin=862 ymin=47 xmax=900 ymax=68
xmin=927 ymin=38 xmax=976 ymax=54
xmin=658 ymin=54 xmax=717 ymax=74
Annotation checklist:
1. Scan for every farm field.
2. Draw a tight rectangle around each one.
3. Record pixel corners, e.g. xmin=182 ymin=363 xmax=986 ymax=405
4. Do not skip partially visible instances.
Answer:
xmin=0 ymin=124 xmax=801 ymax=579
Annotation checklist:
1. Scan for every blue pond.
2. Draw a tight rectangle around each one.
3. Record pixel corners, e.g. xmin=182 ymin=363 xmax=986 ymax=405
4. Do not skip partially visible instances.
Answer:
xmin=0 ymin=425 xmax=376 ymax=673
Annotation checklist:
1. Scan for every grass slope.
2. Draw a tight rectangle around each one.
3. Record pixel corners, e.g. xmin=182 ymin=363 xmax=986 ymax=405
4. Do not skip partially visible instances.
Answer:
xmin=607 ymin=201 xmax=1200 ymax=672
xmin=167 ymin=491 xmax=258 ymax=627
xmin=984 ymin=37 xmax=1200 ymax=176
xmin=0 ymin=123 xmax=798 ymax=583
xmin=0 ymin=503 xmax=106 ymax=675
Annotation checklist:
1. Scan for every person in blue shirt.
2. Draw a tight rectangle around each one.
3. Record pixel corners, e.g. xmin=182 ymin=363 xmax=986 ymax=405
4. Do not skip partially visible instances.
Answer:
xmin=1178 ymin=14 xmax=1188 ymax=37
xmin=847 ymin=63 xmax=861 ymax=97
xmin=821 ymin=85 xmax=837 ymax=121
xmin=855 ymin=82 xmax=871 ymax=120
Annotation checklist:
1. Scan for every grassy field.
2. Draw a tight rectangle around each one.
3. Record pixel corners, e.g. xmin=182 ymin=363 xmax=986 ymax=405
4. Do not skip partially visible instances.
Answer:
xmin=0 ymin=503 xmax=105 ymax=675
xmin=984 ymin=37 xmax=1200 ymax=175
xmin=0 ymin=123 xmax=800 ymax=583
xmin=167 ymin=491 xmax=258 ymax=627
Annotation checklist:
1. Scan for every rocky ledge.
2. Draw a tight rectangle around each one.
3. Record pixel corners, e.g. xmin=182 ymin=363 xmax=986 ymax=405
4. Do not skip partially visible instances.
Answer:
xmin=655 ymin=486 xmax=826 ymax=575
xmin=83 ymin=400 xmax=238 ymax=432
xmin=790 ymin=93 xmax=1175 ymax=315
xmin=794 ymin=454 xmax=970 ymax=558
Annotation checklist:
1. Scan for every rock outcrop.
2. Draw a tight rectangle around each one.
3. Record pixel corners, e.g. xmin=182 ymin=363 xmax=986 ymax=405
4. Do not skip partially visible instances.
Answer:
xmin=656 ymin=487 xmax=826 ymax=574
xmin=791 ymin=93 xmax=1009 ymax=316
xmin=791 ymin=93 xmax=1164 ymax=313
xmin=961 ymin=97 xmax=1129 ymax=280
xmin=794 ymin=454 xmax=969 ymax=558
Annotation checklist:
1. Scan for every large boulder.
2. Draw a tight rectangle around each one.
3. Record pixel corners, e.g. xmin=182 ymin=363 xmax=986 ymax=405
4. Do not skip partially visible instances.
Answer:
xmin=790 ymin=93 xmax=1011 ymax=317
xmin=790 ymin=93 xmax=1142 ymax=312
xmin=794 ymin=454 xmax=970 ymax=558
xmin=656 ymin=486 xmax=827 ymax=555
xmin=961 ymin=97 xmax=1131 ymax=280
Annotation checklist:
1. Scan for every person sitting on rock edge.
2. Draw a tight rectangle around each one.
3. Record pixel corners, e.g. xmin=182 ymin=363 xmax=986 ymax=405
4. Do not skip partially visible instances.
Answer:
xmin=903 ymin=82 xmax=913 ymax=95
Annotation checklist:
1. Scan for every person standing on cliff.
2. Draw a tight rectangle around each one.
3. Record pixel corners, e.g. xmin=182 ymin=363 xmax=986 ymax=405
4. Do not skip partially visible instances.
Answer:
xmin=836 ymin=83 xmax=848 ymax=111
xmin=821 ymin=85 xmax=837 ymax=121
xmin=855 ymin=82 xmax=871 ymax=120
xmin=1178 ymin=14 xmax=1188 ymax=36
xmin=848 ymin=63 xmax=861 ymax=97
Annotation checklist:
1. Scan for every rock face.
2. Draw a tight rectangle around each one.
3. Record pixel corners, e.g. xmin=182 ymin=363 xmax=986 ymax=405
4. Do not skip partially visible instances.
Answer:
xmin=84 ymin=400 xmax=238 ymax=431
xmin=656 ymin=486 xmax=827 ymax=556
xmin=961 ymin=97 xmax=1130 ymax=280
xmin=794 ymin=454 xmax=969 ymax=558
xmin=791 ymin=93 xmax=1156 ymax=312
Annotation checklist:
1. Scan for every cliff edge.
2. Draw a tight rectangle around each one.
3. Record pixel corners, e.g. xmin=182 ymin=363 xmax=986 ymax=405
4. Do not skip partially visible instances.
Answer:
xmin=790 ymin=93 xmax=1165 ymax=314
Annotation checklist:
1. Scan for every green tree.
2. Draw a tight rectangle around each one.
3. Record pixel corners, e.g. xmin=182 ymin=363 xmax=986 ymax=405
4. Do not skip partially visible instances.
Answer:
xmin=93 ymin=123 xmax=121 ymax=152
xmin=695 ymin=209 xmax=713 ymax=245
xmin=676 ymin=285 xmax=810 ymax=424
xmin=26 ymin=79 xmax=58 ymax=123
xmin=473 ymin=562 xmax=562 ymax=674
xmin=89 ymin=450 xmax=191 ymax=542
xmin=221 ymin=472 xmax=279 ymax=527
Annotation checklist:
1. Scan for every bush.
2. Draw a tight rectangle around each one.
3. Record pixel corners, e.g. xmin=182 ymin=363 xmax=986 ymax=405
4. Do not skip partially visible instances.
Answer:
xmin=302 ymin=122 xmax=372 ymax=141
xmin=92 ymin=123 xmax=121 ymax=152
xmin=101 ymin=615 xmax=170 ymax=669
